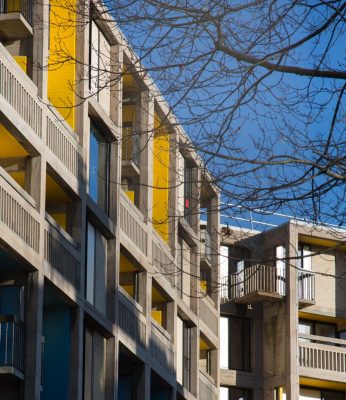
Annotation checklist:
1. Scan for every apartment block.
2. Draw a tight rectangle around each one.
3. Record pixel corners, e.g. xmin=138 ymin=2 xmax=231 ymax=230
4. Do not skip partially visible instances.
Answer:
xmin=220 ymin=222 xmax=346 ymax=400
xmin=0 ymin=1 xmax=220 ymax=399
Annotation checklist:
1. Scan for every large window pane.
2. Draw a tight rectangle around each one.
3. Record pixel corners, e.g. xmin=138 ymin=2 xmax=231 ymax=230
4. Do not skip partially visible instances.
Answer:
xmin=89 ymin=123 xmax=109 ymax=212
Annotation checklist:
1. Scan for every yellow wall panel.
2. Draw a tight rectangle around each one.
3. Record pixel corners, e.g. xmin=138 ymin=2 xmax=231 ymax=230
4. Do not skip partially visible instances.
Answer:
xmin=48 ymin=0 xmax=77 ymax=129
xmin=50 ymin=213 xmax=67 ymax=231
xmin=151 ymin=310 xmax=163 ymax=326
xmin=13 ymin=56 xmax=27 ymax=74
xmin=152 ymin=115 xmax=170 ymax=242
xmin=120 ymin=253 xmax=137 ymax=272
xmin=0 ymin=124 xmax=28 ymax=158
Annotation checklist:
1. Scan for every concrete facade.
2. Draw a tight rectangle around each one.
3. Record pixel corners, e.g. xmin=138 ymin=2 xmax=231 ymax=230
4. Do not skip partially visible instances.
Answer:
xmin=0 ymin=1 xmax=220 ymax=399
xmin=220 ymin=222 xmax=346 ymax=400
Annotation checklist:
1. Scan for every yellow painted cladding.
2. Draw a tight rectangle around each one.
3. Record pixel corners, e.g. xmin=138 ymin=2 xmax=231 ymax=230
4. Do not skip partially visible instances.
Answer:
xmin=13 ymin=56 xmax=27 ymax=74
xmin=152 ymin=115 xmax=170 ymax=242
xmin=151 ymin=310 xmax=163 ymax=326
xmin=48 ymin=0 xmax=77 ymax=129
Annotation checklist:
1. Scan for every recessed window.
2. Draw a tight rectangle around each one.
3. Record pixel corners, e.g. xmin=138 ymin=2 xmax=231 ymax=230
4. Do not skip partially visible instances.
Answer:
xmin=89 ymin=122 xmax=110 ymax=213
xmin=86 ymin=222 xmax=107 ymax=314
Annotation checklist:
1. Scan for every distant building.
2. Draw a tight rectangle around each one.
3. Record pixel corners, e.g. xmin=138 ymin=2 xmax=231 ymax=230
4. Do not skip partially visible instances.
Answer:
xmin=220 ymin=221 xmax=346 ymax=400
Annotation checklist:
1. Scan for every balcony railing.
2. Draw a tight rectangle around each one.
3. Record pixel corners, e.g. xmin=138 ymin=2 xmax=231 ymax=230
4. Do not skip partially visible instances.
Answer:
xmin=122 ymin=127 xmax=140 ymax=167
xmin=118 ymin=291 xmax=146 ymax=348
xmin=0 ymin=0 xmax=33 ymax=25
xmin=0 ymin=316 xmax=25 ymax=372
xmin=150 ymin=321 xmax=174 ymax=372
xmin=119 ymin=190 xmax=148 ymax=256
xmin=297 ymin=270 xmax=315 ymax=302
xmin=44 ymin=218 xmax=80 ymax=289
xmin=200 ymin=229 xmax=211 ymax=264
xmin=225 ymin=265 xmax=286 ymax=302
xmin=199 ymin=371 xmax=218 ymax=400
xmin=299 ymin=334 xmax=346 ymax=375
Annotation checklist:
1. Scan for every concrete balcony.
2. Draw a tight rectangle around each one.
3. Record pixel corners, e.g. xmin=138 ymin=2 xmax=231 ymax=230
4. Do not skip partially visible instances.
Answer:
xmin=0 ymin=316 xmax=25 ymax=379
xmin=297 ymin=270 xmax=315 ymax=308
xmin=119 ymin=190 xmax=148 ymax=258
xmin=0 ymin=166 xmax=40 ymax=263
xmin=118 ymin=289 xmax=146 ymax=349
xmin=43 ymin=216 xmax=81 ymax=289
xmin=199 ymin=296 xmax=218 ymax=338
xmin=299 ymin=333 xmax=346 ymax=383
xmin=222 ymin=264 xmax=286 ymax=304
xmin=0 ymin=43 xmax=82 ymax=189
xmin=0 ymin=0 xmax=33 ymax=40
xmin=150 ymin=320 xmax=174 ymax=373
xmin=199 ymin=370 xmax=218 ymax=400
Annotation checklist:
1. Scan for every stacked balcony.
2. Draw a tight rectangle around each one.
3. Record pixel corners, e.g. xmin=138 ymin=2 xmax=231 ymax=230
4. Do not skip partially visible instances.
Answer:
xmin=221 ymin=264 xmax=315 ymax=305
xmin=0 ymin=0 xmax=33 ymax=39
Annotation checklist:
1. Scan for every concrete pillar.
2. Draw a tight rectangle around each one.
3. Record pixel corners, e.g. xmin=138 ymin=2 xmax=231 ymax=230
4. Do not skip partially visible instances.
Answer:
xmin=32 ymin=0 xmax=49 ymax=100
xmin=24 ymin=271 xmax=44 ymax=400
xmin=69 ymin=307 xmax=84 ymax=400
xmin=285 ymin=223 xmax=299 ymax=399
xmin=139 ymin=90 xmax=154 ymax=221
xmin=136 ymin=363 xmax=151 ymax=400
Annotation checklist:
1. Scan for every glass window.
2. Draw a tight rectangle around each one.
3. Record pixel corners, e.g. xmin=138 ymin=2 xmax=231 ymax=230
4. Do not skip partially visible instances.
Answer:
xmin=86 ymin=222 xmax=107 ymax=314
xmin=177 ymin=317 xmax=191 ymax=390
xmin=89 ymin=123 xmax=110 ymax=212
xmin=0 ymin=286 xmax=24 ymax=320
xmin=220 ymin=387 xmax=252 ymax=400
xmin=322 ymin=390 xmax=345 ymax=400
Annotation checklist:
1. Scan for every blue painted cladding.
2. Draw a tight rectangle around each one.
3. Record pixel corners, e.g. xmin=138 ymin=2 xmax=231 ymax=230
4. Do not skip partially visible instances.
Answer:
xmin=41 ymin=306 xmax=71 ymax=400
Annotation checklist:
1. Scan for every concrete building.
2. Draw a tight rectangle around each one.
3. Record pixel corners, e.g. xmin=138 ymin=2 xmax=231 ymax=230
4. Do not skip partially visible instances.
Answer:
xmin=220 ymin=221 xmax=346 ymax=400
xmin=0 ymin=1 xmax=220 ymax=399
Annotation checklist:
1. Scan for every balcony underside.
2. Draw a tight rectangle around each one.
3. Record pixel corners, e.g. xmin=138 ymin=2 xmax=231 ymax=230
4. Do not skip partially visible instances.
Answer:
xmin=300 ymin=374 xmax=346 ymax=391
xmin=0 ymin=13 xmax=33 ymax=39
xmin=233 ymin=290 xmax=284 ymax=304
xmin=122 ymin=160 xmax=140 ymax=177
xmin=0 ymin=366 xmax=24 ymax=380
xmin=298 ymin=297 xmax=316 ymax=308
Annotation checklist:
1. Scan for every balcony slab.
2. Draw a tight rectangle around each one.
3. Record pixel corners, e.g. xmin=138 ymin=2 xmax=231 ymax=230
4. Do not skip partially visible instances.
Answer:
xmin=0 ymin=13 xmax=33 ymax=39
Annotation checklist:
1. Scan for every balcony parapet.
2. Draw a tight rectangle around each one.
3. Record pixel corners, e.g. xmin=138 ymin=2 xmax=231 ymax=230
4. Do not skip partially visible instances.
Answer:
xmin=0 ymin=43 xmax=82 ymax=184
xmin=0 ymin=316 xmax=25 ymax=377
xmin=118 ymin=290 xmax=146 ymax=348
xmin=299 ymin=334 xmax=346 ymax=378
xmin=221 ymin=264 xmax=286 ymax=304
xmin=44 ymin=216 xmax=80 ymax=289
xmin=199 ymin=370 xmax=218 ymax=400
xmin=150 ymin=320 xmax=174 ymax=372
xmin=119 ymin=190 xmax=148 ymax=257
xmin=0 ymin=167 xmax=40 ymax=253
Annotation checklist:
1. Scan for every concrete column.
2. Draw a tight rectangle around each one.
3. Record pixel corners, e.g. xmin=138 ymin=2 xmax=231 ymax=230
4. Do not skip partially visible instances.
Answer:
xmin=139 ymin=90 xmax=154 ymax=221
xmin=24 ymin=270 xmax=44 ymax=400
xmin=136 ymin=363 xmax=151 ymax=400
xmin=285 ymin=223 xmax=299 ymax=399
xmin=209 ymin=195 xmax=220 ymax=306
xmin=69 ymin=307 xmax=84 ymax=400
xmin=32 ymin=0 xmax=49 ymax=100
xmin=191 ymin=326 xmax=199 ymax=398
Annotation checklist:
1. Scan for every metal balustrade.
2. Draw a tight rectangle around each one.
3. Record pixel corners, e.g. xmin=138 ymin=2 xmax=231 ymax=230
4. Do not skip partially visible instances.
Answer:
xmin=0 ymin=0 xmax=33 ymax=25
xmin=299 ymin=334 xmax=346 ymax=374
xmin=0 ymin=317 xmax=25 ymax=372
xmin=152 ymin=232 xmax=176 ymax=287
